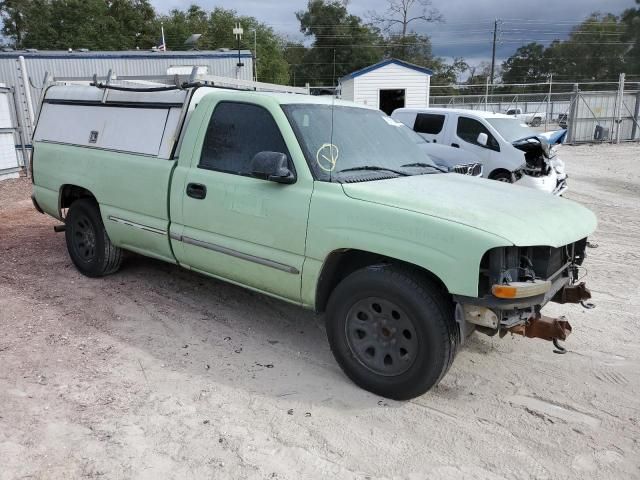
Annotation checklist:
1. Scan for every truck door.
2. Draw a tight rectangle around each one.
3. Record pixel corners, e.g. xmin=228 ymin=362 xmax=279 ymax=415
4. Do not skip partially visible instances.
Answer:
xmin=170 ymin=98 xmax=312 ymax=303
xmin=412 ymin=112 xmax=447 ymax=144
xmin=449 ymin=116 xmax=500 ymax=175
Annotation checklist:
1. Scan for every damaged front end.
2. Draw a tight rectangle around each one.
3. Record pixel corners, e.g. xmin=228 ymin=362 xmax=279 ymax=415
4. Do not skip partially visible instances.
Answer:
xmin=512 ymin=136 xmax=568 ymax=195
xmin=453 ymin=239 xmax=591 ymax=350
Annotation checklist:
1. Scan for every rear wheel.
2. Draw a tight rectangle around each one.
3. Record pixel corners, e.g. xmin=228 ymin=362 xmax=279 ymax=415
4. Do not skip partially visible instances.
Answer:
xmin=65 ymin=198 xmax=123 ymax=277
xmin=531 ymin=117 xmax=542 ymax=127
xmin=326 ymin=265 xmax=459 ymax=400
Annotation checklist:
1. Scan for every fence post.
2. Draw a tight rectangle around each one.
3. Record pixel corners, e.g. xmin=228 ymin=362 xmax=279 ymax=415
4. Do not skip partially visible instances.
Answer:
xmin=632 ymin=90 xmax=640 ymax=141
xmin=567 ymin=83 xmax=579 ymax=144
xmin=615 ymin=73 xmax=625 ymax=144
xmin=545 ymin=74 xmax=552 ymax=130
xmin=484 ymin=77 xmax=489 ymax=110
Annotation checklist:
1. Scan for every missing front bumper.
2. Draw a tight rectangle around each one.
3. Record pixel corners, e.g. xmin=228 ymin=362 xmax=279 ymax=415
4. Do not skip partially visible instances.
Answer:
xmin=455 ymin=280 xmax=590 ymax=346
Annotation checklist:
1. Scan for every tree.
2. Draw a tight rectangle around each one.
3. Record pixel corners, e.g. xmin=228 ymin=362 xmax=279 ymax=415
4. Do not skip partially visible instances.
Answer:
xmin=0 ymin=0 xmax=52 ymax=48
xmin=384 ymin=32 xmax=432 ymax=66
xmin=500 ymin=13 xmax=629 ymax=90
xmin=369 ymin=0 xmax=441 ymax=38
xmin=158 ymin=6 xmax=290 ymax=84
xmin=369 ymin=0 xmax=441 ymax=61
xmin=621 ymin=0 xmax=640 ymax=74
xmin=501 ymin=43 xmax=550 ymax=85
xmin=295 ymin=0 xmax=383 ymax=86
xmin=156 ymin=5 xmax=209 ymax=50
xmin=429 ymin=57 xmax=468 ymax=95
xmin=0 ymin=0 xmax=157 ymax=50
xmin=544 ymin=14 xmax=627 ymax=82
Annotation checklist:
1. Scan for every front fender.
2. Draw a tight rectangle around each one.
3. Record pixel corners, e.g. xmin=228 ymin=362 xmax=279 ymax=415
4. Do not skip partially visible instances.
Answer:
xmin=302 ymin=182 xmax=512 ymax=307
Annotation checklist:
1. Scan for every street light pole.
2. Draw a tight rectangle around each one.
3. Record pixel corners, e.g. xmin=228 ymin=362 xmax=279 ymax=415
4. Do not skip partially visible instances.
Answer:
xmin=250 ymin=29 xmax=257 ymax=81
xmin=233 ymin=23 xmax=244 ymax=75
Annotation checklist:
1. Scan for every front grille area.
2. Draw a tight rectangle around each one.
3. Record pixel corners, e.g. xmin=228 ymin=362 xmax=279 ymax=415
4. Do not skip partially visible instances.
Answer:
xmin=478 ymin=238 xmax=588 ymax=296
xmin=452 ymin=162 xmax=483 ymax=176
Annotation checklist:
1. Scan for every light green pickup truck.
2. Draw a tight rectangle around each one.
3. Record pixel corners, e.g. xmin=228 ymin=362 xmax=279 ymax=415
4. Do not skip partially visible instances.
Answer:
xmin=31 ymin=81 xmax=596 ymax=399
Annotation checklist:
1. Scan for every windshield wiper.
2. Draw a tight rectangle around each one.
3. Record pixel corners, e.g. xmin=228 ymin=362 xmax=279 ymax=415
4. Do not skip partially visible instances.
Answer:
xmin=400 ymin=162 xmax=447 ymax=173
xmin=336 ymin=165 xmax=409 ymax=176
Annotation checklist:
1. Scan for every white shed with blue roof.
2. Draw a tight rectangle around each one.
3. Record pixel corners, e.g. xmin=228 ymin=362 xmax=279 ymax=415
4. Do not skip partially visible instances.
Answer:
xmin=339 ymin=58 xmax=432 ymax=115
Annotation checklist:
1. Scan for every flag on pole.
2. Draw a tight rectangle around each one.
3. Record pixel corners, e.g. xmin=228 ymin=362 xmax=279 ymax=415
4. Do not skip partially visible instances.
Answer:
xmin=156 ymin=23 xmax=166 ymax=51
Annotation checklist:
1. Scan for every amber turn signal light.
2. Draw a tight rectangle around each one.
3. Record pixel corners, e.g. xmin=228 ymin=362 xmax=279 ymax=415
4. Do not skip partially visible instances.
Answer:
xmin=492 ymin=280 xmax=552 ymax=299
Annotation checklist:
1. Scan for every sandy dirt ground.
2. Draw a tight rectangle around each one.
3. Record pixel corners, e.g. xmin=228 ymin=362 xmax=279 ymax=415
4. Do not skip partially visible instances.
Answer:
xmin=1 ymin=144 xmax=639 ymax=480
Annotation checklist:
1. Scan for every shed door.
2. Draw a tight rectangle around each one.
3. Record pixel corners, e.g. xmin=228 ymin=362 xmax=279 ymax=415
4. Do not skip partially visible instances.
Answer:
xmin=379 ymin=89 xmax=405 ymax=115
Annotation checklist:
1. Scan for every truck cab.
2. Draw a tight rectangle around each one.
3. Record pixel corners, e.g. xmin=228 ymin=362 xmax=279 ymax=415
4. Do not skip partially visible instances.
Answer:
xmin=391 ymin=107 xmax=567 ymax=195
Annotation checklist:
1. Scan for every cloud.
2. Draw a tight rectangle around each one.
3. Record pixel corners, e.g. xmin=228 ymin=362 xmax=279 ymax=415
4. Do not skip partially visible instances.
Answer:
xmin=150 ymin=0 xmax=635 ymax=63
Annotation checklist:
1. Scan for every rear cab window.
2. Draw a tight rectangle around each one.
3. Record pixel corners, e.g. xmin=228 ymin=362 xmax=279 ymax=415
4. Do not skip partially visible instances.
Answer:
xmin=456 ymin=116 xmax=500 ymax=151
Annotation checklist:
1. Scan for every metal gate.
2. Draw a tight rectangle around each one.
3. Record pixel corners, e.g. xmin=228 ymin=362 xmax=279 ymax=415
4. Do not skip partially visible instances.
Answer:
xmin=566 ymin=86 xmax=640 ymax=143
xmin=0 ymin=84 xmax=21 ymax=180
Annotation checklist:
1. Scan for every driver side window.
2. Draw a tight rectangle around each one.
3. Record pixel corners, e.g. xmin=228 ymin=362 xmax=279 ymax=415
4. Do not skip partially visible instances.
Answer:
xmin=456 ymin=117 xmax=500 ymax=151
xmin=199 ymin=102 xmax=291 ymax=175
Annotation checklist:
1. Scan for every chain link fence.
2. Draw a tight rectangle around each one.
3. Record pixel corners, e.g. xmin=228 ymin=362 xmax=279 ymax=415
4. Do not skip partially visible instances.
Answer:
xmin=430 ymin=76 xmax=640 ymax=144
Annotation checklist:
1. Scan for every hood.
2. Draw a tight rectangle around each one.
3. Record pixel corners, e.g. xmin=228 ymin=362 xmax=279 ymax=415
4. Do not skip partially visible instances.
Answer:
xmin=513 ymin=135 xmax=553 ymax=159
xmin=512 ymin=136 xmax=558 ymax=174
xmin=416 ymin=141 xmax=482 ymax=169
xmin=341 ymin=174 xmax=597 ymax=247
xmin=539 ymin=129 xmax=567 ymax=145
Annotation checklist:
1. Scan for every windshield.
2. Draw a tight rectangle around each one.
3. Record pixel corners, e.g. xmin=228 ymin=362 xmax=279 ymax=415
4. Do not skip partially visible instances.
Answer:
xmin=486 ymin=118 xmax=539 ymax=143
xmin=283 ymin=104 xmax=439 ymax=182
xmin=398 ymin=124 xmax=427 ymax=144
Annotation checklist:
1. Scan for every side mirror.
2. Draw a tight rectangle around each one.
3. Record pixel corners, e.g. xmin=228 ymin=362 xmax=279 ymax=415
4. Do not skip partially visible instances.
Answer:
xmin=251 ymin=151 xmax=296 ymax=184
xmin=476 ymin=132 xmax=488 ymax=146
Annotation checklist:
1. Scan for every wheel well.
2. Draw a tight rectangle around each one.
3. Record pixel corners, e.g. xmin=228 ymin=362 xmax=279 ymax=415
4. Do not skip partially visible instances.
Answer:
xmin=59 ymin=185 xmax=96 ymax=217
xmin=315 ymin=249 xmax=449 ymax=313
xmin=488 ymin=168 xmax=511 ymax=180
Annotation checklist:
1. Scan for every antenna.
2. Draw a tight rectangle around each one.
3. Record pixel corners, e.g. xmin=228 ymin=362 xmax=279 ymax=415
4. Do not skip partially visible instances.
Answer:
xmin=329 ymin=48 xmax=337 ymax=183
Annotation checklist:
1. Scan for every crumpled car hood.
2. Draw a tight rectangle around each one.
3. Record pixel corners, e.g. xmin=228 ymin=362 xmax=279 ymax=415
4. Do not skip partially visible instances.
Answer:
xmin=341 ymin=174 xmax=597 ymax=247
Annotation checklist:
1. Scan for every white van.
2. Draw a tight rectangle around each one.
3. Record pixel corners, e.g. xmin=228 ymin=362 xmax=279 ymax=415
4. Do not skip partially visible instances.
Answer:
xmin=391 ymin=108 xmax=567 ymax=195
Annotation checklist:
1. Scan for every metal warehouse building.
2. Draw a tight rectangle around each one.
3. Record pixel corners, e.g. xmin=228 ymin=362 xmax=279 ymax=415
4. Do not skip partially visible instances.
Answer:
xmin=339 ymin=58 xmax=432 ymax=115
xmin=0 ymin=49 xmax=254 ymax=104
xmin=0 ymin=49 xmax=254 ymax=180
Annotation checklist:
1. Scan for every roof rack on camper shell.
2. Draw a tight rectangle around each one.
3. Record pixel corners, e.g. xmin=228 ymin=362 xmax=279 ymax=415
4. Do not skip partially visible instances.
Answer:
xmin=39 ymin=67 xmax=310 ymax=97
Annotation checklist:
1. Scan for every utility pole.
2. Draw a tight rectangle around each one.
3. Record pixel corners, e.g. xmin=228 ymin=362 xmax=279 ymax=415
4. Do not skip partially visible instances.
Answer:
xmin=332 ymin=49 xmax=337 ymax=89
xmin=489 ymin=19 xmax=499 ymax=87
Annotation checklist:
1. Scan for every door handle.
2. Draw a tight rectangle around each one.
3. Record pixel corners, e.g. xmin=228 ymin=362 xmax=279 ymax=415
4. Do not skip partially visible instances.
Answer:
xmin=186 ymin=183 xmax=207 ymax=200
xmin=451 ymin=143 xmax=460 ymax=148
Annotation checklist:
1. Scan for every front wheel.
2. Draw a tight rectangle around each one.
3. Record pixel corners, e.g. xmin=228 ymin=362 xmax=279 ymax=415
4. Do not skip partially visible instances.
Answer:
xmin=326 ymin=265 xmax=459 ymax=400
xmin=491 ymin=170 xmax=513 ymax=183
xmin=65 ymin=198 xmax=123 ymax=277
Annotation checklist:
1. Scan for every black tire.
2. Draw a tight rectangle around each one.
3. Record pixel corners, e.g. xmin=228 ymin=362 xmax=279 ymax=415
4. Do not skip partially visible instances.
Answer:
xmin=490 ymin=170 xmax=513 ymax=183
xmin=326 ymin=265 xmax=459 ymax=400
xmin=531 ymin=117 xmax=542 ymax=127
xmin=65 ymin=198 xmax=123 ymax=277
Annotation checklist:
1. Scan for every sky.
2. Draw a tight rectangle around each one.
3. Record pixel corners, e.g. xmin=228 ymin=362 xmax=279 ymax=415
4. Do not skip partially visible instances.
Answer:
xmin=150 ymin=0 xmax=635 ymax=65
